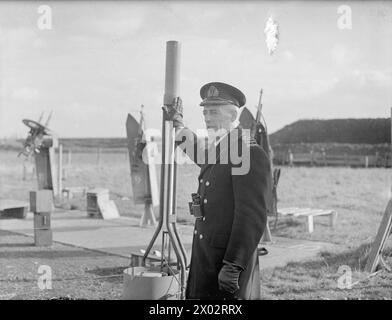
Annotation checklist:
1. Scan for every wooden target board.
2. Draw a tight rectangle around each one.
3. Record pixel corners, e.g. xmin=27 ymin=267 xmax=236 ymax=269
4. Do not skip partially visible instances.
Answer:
xmin=365 ymin=198 xmax=392 ymax=273
xmin=126 ymin=113 xmax=159 ymax=207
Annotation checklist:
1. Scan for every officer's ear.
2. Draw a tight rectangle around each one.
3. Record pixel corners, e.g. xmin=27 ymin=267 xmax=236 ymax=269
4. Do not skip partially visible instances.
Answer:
xmin=230 ymin=109 xmax=238 ymax=122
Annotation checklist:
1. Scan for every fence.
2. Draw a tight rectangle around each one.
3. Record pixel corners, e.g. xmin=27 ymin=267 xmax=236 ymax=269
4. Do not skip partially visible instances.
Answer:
xmin=60 ymin=147 xmax=392 ymax=169
xmin=273 ymin=151 xmax=392 ymax=168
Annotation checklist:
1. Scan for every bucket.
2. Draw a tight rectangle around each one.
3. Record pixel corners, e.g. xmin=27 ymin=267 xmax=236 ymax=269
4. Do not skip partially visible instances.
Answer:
xmin=122 ymin=266 xmax=180 ymax=300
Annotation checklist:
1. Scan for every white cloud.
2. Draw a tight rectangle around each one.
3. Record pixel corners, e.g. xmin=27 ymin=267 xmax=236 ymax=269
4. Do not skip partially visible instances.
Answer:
xmin=11 ymin=87 xmax=40 ymax=100
xmin=95 ymin=17 xmax=145 ymax=38
xmin=330 ymin=44 xmax=357 ymax=66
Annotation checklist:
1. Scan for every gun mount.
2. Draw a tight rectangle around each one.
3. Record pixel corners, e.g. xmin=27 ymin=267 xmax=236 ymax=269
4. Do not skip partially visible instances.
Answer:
xmin=19 ymin=112 xmax=53 ymax=157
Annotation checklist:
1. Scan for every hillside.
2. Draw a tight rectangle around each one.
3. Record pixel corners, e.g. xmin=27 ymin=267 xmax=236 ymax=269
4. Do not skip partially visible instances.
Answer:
xmin=1 ymin=118 xmax=390 ymax=156
xmin=269 ymin=118 xmax=391 ymax=145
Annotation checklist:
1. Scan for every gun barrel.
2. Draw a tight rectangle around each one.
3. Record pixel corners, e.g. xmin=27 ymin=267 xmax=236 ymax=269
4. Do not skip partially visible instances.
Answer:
xmin=256 ymin=88 xmax=263 ymax=123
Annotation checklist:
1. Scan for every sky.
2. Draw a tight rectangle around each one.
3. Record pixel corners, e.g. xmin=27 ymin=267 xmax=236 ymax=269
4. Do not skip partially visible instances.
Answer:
xmin=0 ymin=0 xmax=391 ymax=138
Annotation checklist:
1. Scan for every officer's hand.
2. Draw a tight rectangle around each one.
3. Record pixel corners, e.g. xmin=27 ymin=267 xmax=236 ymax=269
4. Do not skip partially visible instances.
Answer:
xmin=162 ymin=97 xmax=184 ymax=129
xmin=218 ymin=262 xmax=242 ymax=294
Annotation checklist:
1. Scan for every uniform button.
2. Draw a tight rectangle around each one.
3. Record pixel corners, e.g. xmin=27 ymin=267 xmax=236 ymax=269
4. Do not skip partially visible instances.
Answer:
xmin=205 ymin=181 xmax=210 ymax=186
xmin=199 ymin=234 xmax=203 ymax=240
xmin=200 ymin=179 xmax=203 ymax=183
xmin=204 ymin=198 xmax=207 ymax=204
xmin=202 ymin=217 xmax=206 ymax=221
xmin=194 ymin=230 xmax=197 ymax=235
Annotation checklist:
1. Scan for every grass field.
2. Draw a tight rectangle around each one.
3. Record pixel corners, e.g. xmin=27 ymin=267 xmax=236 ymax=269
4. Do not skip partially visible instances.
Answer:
xmin=1 ymin=149 xmax=392 ymax=299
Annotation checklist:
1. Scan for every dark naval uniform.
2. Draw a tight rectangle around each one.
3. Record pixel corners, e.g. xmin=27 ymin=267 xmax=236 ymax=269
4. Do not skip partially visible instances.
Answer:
xmin=175 ymin=82 xmax=272 ymax=300
xmin=179 ymin=126 xmax=272 ymax=300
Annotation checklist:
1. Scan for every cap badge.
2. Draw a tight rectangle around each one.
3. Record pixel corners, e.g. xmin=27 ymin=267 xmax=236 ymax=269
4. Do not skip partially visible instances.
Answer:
xmin=207 ymin=86 xmax=219 ymax=97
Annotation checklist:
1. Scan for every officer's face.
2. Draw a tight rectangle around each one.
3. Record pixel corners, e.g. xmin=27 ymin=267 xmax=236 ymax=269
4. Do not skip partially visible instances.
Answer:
xmin=202 ymin=105 xmax=236 ymax=131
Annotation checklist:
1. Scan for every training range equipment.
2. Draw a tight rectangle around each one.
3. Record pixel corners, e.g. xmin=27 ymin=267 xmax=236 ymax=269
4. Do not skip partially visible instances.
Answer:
xmin=30 ymin=190 xmax=53 ymax=246
xmin=20 ymin=112 xmax=58 ymax=197
xmin=125 ymin=41 xmax=187 ymax=300
xmin=365 ymin=194 xmax=392 ymax=273
xmin=364 ymin=109 xmax=392 ymax=273
xmin=0 ymin=199 xmax=29 ymax=219
xmin=86 ymin=188 xmax=119 ymax=220
xmin=126 ymin=105 xmax=159 ymax=227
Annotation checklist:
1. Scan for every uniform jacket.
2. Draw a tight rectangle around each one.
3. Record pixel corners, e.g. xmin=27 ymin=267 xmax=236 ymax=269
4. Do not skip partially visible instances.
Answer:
xmin=177 ymin=126 xmax=272 ymax=300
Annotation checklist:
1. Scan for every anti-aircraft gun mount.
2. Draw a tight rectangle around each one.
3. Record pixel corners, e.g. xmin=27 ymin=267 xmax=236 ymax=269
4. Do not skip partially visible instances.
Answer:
xmin=19 ymin=112 xmax=59 ymax=197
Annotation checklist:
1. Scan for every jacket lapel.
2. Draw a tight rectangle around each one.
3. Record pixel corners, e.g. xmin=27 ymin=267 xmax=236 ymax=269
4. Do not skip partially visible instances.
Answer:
xmin=198 ymin=128 xmax=237 ymax=178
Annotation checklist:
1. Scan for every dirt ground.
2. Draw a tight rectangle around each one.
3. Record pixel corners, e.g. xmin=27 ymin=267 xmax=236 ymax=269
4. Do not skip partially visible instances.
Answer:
xmin=0 ymin=230 xmax=128 ymax=300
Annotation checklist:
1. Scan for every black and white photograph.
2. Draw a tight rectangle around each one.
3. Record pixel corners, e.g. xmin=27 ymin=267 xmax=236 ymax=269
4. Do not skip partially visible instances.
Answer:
xmin=0 ymin=0 xmax=391 ymax=306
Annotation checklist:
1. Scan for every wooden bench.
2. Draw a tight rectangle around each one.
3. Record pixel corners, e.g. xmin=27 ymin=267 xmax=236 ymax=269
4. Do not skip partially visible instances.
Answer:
xmin=278 ymin=207 xmax=338 ymax=233
xmin=62 ymin=186 xmax=87 ymax=200
xmin=0 ymin=199 xmax=29 ymax=219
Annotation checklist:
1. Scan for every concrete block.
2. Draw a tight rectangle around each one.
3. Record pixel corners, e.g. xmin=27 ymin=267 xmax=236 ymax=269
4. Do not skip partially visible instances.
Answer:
xmin=34 ymin=212 xmax=51 ymax=229
xmin=30 ymin=190 xmax=54 ymax=213
xmin=34 ymin=229 xmax=53 ymax=246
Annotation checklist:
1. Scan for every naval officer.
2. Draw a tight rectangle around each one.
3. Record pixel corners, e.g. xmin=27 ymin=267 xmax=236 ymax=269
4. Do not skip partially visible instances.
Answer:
xmin=164 ymin=82 xmax=272 ymax=299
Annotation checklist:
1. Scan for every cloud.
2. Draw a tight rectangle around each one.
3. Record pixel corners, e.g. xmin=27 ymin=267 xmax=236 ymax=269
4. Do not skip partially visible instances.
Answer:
xmin=94 ymin=17 xmax=145 ymax=38
xmin=330 ymin=44 xmax=357 ymax=66
xmin=11 ymin=87 xmax=40 ymax=100
xmin=334 ymin=69 xmax=392 ymax=92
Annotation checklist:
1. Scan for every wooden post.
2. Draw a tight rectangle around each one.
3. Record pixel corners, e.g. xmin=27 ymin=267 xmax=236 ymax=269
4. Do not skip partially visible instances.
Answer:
xmin=22 ymin=160 xmax=27 ymax=181
xmin=365 ymin=156 xmax=369 ymax=168
xmin=310 ymin=150 xmax=314 ymax=166
xmin=67 ymin=149 xmax=72 ymax=166
xmin=58 ymin=144 xmax=63 ymax=199
xmin=288 ymin=149 xmax=293 ymax=167
xmin=365 ymin=199 xmax=392 ymax=272
xmin=307 ymin=215 xmax=314 ymax=233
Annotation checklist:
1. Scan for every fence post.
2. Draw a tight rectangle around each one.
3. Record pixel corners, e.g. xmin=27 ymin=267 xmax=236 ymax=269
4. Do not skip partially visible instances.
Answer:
xmin=310 ymin=150 xmax=314 ymax=166
xmin=288 ymin=149 xmax=293 ymax=167
xmin=58 ymin=144 xmax=63 ymax=200
xmin=365 ymin=156 xmax=369 ymax=168
xmin=67 ymin=149 xmax=72 ymax=166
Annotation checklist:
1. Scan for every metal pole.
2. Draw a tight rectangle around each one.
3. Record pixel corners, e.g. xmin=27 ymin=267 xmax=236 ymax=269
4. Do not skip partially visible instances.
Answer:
xmin=142 ymin=41 xmax=187 ymax=299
